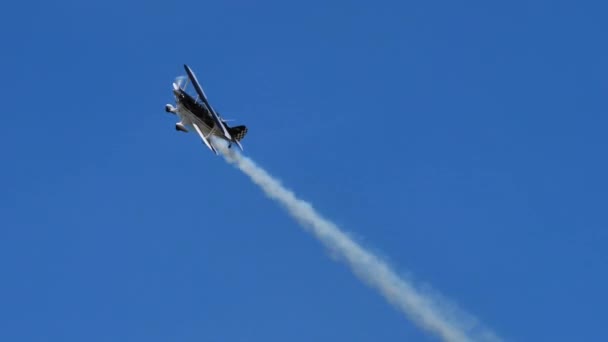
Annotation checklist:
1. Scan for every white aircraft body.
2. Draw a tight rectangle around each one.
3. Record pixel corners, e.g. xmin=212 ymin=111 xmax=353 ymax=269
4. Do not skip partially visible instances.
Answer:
xmin=165 ymin=64 xmax=248 ymax=154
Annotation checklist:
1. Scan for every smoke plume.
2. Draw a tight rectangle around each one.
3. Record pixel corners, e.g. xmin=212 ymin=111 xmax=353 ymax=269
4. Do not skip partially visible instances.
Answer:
xmin=216 ymin=143 xmax=500 ymax=342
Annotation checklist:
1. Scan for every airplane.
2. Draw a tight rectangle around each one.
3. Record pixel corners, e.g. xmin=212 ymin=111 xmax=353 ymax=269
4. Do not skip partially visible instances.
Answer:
xmin=165 ymin=64 xmax=248 ymax=154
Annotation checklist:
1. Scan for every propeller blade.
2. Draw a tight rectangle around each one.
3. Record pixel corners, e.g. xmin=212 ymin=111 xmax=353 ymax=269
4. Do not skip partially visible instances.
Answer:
xmin=174 ymin=76 xmax=187 ymax=89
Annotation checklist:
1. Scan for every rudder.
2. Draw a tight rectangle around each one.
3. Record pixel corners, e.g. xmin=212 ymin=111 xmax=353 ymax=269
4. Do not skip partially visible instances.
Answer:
xmin=228 ymin=125 xmax=248 ymax=141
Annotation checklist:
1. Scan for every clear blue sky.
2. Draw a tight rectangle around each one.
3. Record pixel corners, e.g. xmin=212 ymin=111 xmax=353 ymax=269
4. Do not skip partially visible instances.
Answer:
xmin=1 ymin=1 xmax=607 ymax=341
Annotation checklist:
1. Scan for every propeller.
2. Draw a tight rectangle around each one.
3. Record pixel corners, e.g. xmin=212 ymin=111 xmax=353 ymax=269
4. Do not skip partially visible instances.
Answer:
xmin=174 ymin=75 xmax=187 ymax=90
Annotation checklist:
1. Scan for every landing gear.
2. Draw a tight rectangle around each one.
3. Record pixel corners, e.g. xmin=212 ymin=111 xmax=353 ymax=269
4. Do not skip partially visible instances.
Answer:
xmin=175 ymin=123 xmax=188 ymax=132
xmin=165 ymin=104 xmax=176 ymax=114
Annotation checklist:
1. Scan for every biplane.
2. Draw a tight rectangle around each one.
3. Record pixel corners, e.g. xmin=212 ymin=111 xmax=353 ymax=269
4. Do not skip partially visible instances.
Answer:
xmin=165 ymin=64 xmax=248 ymax=154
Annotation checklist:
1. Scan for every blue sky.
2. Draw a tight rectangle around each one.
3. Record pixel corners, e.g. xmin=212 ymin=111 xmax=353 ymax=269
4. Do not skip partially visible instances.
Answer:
xmin=1 ymin=0 xmax=607 ymax=341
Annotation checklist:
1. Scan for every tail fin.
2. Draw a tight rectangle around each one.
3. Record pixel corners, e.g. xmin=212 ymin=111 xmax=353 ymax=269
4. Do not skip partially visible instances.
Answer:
xmin=228 ymin=125 xmax=248 ymax=141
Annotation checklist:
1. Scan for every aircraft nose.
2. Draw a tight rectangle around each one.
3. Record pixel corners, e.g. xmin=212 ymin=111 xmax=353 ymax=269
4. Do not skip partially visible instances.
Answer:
xmin=172 ymin=83 xmax=181 ymax=97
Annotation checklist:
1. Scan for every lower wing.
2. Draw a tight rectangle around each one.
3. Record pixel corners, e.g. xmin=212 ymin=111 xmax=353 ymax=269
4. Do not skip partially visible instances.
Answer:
xmin=191 ymin=122 xmax=218 ymax=155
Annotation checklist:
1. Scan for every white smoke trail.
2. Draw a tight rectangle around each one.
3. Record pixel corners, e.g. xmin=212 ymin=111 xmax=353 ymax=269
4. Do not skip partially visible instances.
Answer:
xmin=217 ymin=144 xmax=500 ymax=342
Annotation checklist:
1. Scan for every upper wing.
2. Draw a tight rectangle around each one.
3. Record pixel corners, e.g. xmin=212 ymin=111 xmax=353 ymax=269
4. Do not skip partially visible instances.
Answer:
xmin=191 ymin=122 xmax=218 ymax=155
xmin=183 ymin=64 xmax=233 ymax=141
